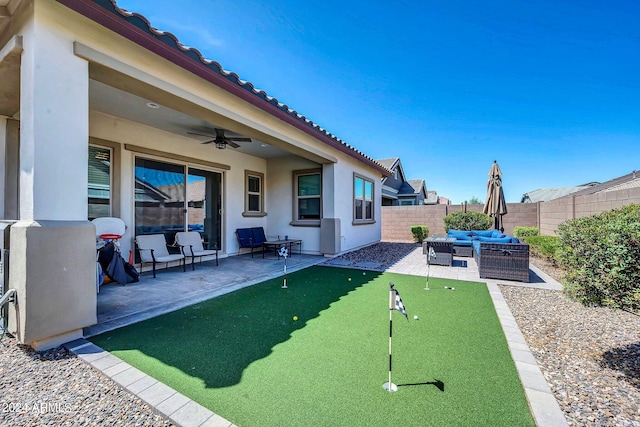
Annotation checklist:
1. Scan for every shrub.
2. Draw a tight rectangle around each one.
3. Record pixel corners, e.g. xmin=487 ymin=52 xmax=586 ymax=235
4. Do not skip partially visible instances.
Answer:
xmin=410 ymin=225 xmax=429 ymax=243
xmin=443 ymin=211 xmax=492 ymax=232
xmin=513 ymin=226 xmax=539 ymax=239
xmin=523 ymin=235 xmax=560 ymax=262
xmin=556 ymin=204 xmax=640 ymax=312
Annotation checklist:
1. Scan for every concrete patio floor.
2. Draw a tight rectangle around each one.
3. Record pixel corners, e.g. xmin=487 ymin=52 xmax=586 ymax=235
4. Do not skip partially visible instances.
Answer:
xmin=85 ymin=252 xmax=326 ymax=337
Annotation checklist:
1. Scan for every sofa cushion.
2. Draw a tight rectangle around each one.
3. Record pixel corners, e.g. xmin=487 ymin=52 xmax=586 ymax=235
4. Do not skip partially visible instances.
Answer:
xmin=452 ymin=240 xmax=473 ymax=247
xmin=491 ymin=230 xmax=505 ymax=238
xmin=511 ymin=237 xmax=520 ymax=243
xmin=478 ymin=236 xmax=513 ymax=243
xmin=447 ymin=229 xmax=472 ymax=240
xmin=471 ymin=229 xmax=494 ymax=237
xmin=472 ymin=240 xmax=482 ymax=255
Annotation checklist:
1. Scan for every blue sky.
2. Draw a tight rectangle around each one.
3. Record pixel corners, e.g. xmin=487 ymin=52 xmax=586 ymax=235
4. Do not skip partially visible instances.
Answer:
xmin=116 ymin=0 xmax=639 ymax=203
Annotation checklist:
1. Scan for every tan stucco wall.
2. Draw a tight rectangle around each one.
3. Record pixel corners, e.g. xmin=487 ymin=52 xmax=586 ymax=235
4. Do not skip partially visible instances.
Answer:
xmin=381 ymin=203 xmax=538 ymax=242
xmin=382 ymin=187 xmax=640 ymax=242
xmin=8 ymin=221 xmax=96 ymax=349
xmin=539 ymin=187 xmax=640 ymax=236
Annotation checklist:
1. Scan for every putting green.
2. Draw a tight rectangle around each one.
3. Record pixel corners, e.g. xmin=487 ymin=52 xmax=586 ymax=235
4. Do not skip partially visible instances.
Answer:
xmin=91 ymin=266 xmax=535 ymax=427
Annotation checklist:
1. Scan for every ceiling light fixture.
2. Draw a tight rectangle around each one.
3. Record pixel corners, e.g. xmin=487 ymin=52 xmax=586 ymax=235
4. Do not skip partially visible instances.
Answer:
xmin=146 ymin=102 xmax=160 ymax=109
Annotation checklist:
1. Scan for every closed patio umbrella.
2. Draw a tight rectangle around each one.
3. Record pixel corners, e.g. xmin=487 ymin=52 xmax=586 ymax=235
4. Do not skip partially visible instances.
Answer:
xmin=483 ymin=160 xmax=508 ymax=231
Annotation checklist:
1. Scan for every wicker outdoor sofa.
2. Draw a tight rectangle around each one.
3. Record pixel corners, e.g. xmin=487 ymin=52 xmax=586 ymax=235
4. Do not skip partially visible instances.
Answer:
xmin=446 ymin=229 xmax=531 ymax=282
xmin=475 ymin=241 xmax=530 ymax=282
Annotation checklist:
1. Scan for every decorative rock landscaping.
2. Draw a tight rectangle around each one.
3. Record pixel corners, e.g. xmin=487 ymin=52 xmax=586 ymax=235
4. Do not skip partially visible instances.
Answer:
xmin=500 ymin=285 xmax=640 ymax=427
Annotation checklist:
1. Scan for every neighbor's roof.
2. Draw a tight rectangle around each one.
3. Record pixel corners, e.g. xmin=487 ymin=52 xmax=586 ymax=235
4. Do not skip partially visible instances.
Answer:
xmin=376 ymin=158 xmax=400 ymax=171
xmin=520 ymin=185 xmax=595 ymax=203
xmin=425 ymin=190 xmax=439 ymax=204
xmin=57 ymin=0 xmax=391 ymax=177
xmin=567 ymin=170 xmax=640 ymax=197
xmin=399 ymin=179 xmax=426 ymax=196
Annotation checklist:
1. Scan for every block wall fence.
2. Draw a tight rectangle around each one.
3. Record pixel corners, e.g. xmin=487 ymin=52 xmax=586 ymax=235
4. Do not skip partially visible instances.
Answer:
xmin=381 ymin=186 xmax=640 ymax=242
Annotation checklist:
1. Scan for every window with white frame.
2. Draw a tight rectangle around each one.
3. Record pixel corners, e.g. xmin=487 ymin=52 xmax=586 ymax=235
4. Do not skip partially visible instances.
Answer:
xmin=292 ymin=169 xmax=321 ymax=225
xmin=244 ymin=170 xmax=265 ymax=217
xmin=354 ymin=174 xmax=374 ymax=223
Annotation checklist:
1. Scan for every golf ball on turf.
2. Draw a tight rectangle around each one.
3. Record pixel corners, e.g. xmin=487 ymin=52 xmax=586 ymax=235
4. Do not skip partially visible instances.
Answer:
xmin=348 ymin=277 xmax=351 ymax=281
xmin=414 ymin=315 xmax=419 ymax=320
xmin=293 ymin=316 xmax=298 ymax=321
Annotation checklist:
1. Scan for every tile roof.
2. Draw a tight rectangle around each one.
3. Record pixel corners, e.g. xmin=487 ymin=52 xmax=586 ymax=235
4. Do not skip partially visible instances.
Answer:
xmin=425 ymin=190 xmax=439 ymax=204
xmin=520 ymin=186 xmax=594 ymax=203
xmin=399 ymin=179 xmax=425 ymax=196
xmin=376 ymin=158 xmax=400 ymax=170
xmin=59 ymin=0 xmax=391 ymax=176
xmin=568 ymin=170 xmax=640 ymax=197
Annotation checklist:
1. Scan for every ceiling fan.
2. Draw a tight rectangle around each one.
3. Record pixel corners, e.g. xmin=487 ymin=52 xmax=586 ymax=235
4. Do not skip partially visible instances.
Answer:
xmin=187 ymin=128 xmax=251 ymax=149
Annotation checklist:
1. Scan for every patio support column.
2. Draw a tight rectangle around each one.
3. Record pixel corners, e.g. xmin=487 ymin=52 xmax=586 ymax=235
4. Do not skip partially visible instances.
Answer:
xmin=320 ymin=164 xmax=341 ymax=255
xmin=1 ymin=118 xmax=19 ymax=219
xmin=7 ymin=8 xmax=96 ymax=350
xmin=0 ymin=117 xmax=6 ymax=218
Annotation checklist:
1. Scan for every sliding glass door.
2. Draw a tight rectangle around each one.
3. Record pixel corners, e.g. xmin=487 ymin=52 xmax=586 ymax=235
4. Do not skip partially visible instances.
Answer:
xmin=188 ymin=168 xmax=222 ymax=250
xmin=135 ymin=157 xmax=222 ymax=251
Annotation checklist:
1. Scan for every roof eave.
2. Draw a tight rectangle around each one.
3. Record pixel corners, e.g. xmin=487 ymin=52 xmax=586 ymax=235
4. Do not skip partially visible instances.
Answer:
xmin=56 ymin=0 xmax=391 ymax=177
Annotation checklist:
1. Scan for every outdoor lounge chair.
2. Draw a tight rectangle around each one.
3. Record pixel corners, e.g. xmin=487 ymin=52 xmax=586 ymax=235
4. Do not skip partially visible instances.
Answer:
xmin=135 ymin=234 xmax=185 ymax=278
xmin=236 ymin=227 xmax=267 ymax=257
xmin=175 ymin=231 xmax=218 ymax=269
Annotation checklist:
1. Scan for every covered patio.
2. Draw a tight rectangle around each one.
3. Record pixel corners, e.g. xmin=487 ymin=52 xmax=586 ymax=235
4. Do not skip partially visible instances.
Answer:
xmin=86 ymin=253 xmax=325 ymax=337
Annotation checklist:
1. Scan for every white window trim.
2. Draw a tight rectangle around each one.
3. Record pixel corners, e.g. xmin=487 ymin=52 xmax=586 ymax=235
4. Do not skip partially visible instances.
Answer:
xmin=353 ymin=172 xmax=375 ymax=225
xmin=291 ymin=168 xmax=322 ymax=227
xmin=243 ymin=170 xmax=266 ymax=217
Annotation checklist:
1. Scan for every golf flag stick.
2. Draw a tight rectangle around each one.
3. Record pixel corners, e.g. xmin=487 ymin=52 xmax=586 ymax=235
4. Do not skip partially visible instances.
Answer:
xmin=279 ymin=246 xmax=289 ymax=288
xmin=384 ymin=282 xmax=407 ymax=392
xmin=425 ymin=246 xmax=436 ymax=290
xmin=383 ymin=283 xmax=396 ymax=392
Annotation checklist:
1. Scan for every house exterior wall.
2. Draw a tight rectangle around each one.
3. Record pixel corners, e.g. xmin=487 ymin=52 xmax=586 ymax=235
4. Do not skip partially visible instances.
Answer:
xmin=2 ymin=0 xmax=385 ymax=349
xmin=8 ymin=1 xmax=96 ymax=350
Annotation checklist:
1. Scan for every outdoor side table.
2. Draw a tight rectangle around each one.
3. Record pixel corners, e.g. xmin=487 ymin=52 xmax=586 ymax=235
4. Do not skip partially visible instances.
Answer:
xmin=262 ymin=239 xmax=302 ymax=259
xmin=422 ymin=237 xmax=456 ymax=266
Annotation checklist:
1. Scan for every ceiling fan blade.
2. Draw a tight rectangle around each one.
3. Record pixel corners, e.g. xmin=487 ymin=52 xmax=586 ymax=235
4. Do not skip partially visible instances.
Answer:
xmin=228 ymin=137 xmax=252 ymax=142
xmin=201 ymin=140 xmax=214 ymax=144
xmin=228 ymin=141 xmax=241 ymax=148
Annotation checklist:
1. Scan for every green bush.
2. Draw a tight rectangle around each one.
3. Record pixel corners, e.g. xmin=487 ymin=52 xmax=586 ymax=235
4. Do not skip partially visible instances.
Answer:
xmin=513 ymin=226 xmax=539 ymax=239
xmin=443 ymin=211 xmax=492 ymax=232
xmin=523 ymin=235 xmax=560 ymax=261
xmin=410 ymin=225 xmax=429 ymax=243
xmin=556 ymin=204 xmax=640 ymax=312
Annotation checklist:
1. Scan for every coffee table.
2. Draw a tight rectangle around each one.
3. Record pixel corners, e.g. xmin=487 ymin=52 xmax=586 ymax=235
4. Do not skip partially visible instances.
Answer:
xmin=422 ymin=237 xmax=456 ymax=266
xmin=262 ymin=239 xmax=302 ymax=259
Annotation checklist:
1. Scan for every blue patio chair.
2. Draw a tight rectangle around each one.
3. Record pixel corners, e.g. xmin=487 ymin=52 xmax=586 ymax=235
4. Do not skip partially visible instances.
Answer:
xmin=236 ymin=227 xmax=266 ymax=257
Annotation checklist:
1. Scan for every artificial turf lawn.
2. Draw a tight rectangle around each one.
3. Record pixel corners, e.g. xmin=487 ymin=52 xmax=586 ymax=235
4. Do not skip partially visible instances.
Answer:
xmin=91 ymin=266 xmax=535 ymax=427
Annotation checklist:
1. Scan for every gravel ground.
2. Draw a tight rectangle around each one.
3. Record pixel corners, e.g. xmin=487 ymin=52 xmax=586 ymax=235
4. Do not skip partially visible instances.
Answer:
xmin=322 ymin=242 xmax=418 ymax=269
xmin=0 ymin=336 xmax=173 ymax=426
xmin=1 ymin=243 xmax=638 ymax=426
xmin=500 ymin=285 xmax=640 ymax=426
